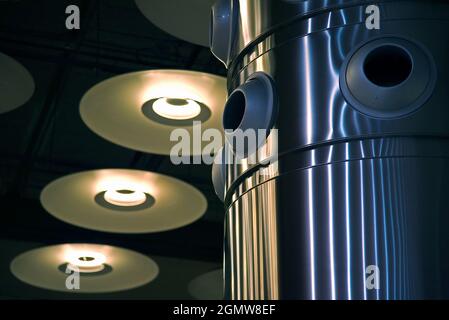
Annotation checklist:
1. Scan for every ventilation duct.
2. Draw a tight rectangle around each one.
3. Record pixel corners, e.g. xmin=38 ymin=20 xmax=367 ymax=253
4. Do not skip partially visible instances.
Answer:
xmin=211 ymin=0 xmax=449 ymax=300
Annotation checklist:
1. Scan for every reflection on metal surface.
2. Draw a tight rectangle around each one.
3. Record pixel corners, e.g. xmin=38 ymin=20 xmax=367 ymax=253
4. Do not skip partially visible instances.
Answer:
xmin=226 ymin=179 xmax=279 ymax=300
xmin=221 ymin=0 xmax=449 ymax=300
xmin=226 ymin=139 xmax=449 ymax=299
xmin=301 ymin=155 xmax=449 ymax=300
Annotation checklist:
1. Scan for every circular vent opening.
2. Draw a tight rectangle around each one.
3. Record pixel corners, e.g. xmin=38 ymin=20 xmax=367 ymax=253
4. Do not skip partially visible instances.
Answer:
xmin=363 ymin=45 xmax=413 ymax=87
xmin=223 ymin=90 xmax=246 ymax=132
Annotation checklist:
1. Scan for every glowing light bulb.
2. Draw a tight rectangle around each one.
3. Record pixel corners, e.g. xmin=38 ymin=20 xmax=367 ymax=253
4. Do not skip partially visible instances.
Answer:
xmin=66 ymin=250 xmax=106 ymax=273
xmin=152 ymin=97 xmax=201 ymax=120
xmin=103 ymin=189 xmax=146 ymax=207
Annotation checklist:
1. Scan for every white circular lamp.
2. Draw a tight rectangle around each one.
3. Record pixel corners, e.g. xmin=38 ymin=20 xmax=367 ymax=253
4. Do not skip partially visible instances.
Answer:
xmin=66 ymin=250 xmax=107 ymax=273
xmin=103 ymin=189 xmax=147 ymax=207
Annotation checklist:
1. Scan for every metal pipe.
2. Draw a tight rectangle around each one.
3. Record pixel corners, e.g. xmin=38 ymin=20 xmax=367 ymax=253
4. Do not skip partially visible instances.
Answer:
xmin=212 ymin=0 xmax=449 ymax=300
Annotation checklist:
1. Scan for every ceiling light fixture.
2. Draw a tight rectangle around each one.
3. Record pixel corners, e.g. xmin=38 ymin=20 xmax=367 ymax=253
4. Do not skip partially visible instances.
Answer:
xmin=80 ymin=70 xmax=226 ymax=155
xmin=66 ymin=250 xmax=106 ymax=273
xmin=103 ymin=189 xmax=147 ymax=207
xmin=152 ymin=97 xmax=202 ymax=120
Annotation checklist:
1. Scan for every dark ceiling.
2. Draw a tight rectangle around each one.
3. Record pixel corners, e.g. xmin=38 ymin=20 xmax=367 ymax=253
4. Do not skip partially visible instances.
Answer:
xmin=0 ymin=0 xmax=227 ymax=299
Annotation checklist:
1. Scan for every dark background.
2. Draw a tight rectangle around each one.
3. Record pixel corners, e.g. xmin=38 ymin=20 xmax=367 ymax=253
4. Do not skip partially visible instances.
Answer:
xmin=0 ymin=0 xmax=226 ymax=299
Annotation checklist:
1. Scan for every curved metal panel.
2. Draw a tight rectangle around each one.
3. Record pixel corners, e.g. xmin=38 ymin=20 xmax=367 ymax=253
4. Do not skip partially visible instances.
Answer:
xmin=221 ymin=0 xmax=449 ymax=300
xmin=225 ymin=179 xmax=279 ymax=300
xmin=226 ymin=149 xmax=449 ymax=299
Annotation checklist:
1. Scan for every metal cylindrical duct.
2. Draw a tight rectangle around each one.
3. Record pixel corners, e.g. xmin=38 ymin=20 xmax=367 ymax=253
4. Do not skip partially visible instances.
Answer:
xmin=211 ymin=0 xmax=449 ymax=300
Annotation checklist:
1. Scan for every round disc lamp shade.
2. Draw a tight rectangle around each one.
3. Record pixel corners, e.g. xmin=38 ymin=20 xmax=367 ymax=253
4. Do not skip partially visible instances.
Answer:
xmin=80 ymin=70 xmax=227 ymax=155
xmin=40 ymin=169 xmax=208 ymax=234
xmin=0 ymin=52 xmax=35 ymax=114
xmin=188 ymin=269 xmax=223 ymax=300
xmin=10 ymin=243 xmax=159 ymax=293
xmin=135 ymin=0 xmax=215 ymax=47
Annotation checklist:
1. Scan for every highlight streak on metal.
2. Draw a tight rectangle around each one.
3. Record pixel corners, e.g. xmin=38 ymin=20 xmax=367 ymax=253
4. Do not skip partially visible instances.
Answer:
xmin=345 ymin=143 xmax=351 ymax=300
xmin=222 ymin=0 xmax=449 ymax=301
xmin=252 ymin=192 xmax=259 ymax=300
xmin=267 ymin=181 xmax=279 ymax=299
xmin=327 ymin=146 xmax=336 ymax=300
xmin=242 ymin=196 xmax=248 ymax=299
xmin=324 ymin=28 xmax=338 ymax=141
xmin=359 ymin=159 xmax=367 ymax=300
xmin=397 ymin=158 xmax=409 ymax=299
xmin=304 ymin=24 xmax=314 ymax=145
xmin=370 ymin=158 xmax=380 ymax=300
xmin=257 ymin=191 xmax=265 ymax=300
xmin=397 ymin=159 xmax=405 ymax=299
xmin=308 ymin=153 xmax=317 ymax=300
xmin=304 ymin=26 xmax=317 ymax=298
xmin=228 ymin=207 xmax=235 ymax=299
xmin=379 ymin=159 xmax=390 ymax=300
xmin=235 ymin=203 xmax=241 ymax=299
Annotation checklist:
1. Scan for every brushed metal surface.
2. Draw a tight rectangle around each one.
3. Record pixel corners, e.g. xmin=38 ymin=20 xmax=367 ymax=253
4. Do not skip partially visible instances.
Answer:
xmin=225 ymin=139 xmax=449 ymax=299
xmin=222 ymin=0 xmax=449 ymax=300
xmin=225 ymin=179 xmax=279 ymax=300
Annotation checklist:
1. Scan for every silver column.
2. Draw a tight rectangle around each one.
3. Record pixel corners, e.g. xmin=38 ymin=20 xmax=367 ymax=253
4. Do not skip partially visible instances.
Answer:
xmin=211 ymin=0 xmax=449 ymax=300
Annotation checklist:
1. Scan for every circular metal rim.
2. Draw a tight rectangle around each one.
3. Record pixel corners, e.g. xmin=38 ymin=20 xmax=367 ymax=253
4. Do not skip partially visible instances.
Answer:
xmin=224 ymin=72 xmax=278 ymax=157
xmin=339 ymin=35 xmax=437 ymax=119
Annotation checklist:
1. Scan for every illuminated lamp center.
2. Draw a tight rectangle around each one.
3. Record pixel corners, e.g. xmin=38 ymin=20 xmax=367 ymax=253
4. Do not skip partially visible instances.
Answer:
xmin=67 ymin=251 xmax=106 ymax=273
xmin=78 ymin=256 xmax=95 ymax=262
xmin=152 ymin=97 xmax=201 ymax=120
xmin=103 ymin=189 xmax=147 ymax=207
